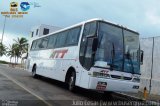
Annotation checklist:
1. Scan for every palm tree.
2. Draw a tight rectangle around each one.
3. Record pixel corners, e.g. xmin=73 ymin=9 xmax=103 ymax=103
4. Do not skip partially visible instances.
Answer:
xmin=7 ymin=44 xmax=16 ymax=63
xmin=13 ymin=37 xmax=28 ymax=63
xmin=5 ymin=37 xmax=28 ymax=64
xmin=0 ymin=43 xmax=6 ymax=57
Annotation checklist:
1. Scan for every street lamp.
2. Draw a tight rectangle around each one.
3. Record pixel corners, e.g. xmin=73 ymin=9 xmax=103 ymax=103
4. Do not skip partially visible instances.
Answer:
xmin=1 ymin=15 xmax=7 ymax=44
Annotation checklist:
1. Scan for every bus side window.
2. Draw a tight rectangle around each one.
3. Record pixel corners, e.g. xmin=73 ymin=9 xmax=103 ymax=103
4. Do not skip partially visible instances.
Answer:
xmin=66 ymin=26 xmax=81 ymax=46
xmin=31 ymin=40 xmax=37 ymax=50
xmin=83 ymin=38 xmax=94 ymax=70
xmin=55 ymin=31 xmax=68 ymax=48
xmin=80 ymin=21 xmax=97 ymax=70
xmin=35 ymin=39 xmax=41 ymax=50
xmin=48 ymin=35 xmax=57 ymax=49
xmin=38 ymin=37 xmax=49 ymax=49
xmin=83 ymin=22 xmax=96 ymax=36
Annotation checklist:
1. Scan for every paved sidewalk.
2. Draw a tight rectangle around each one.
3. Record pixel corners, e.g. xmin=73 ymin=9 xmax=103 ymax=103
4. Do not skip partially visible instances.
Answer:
xmin=122 ymin=91 xmax=160 ymax=105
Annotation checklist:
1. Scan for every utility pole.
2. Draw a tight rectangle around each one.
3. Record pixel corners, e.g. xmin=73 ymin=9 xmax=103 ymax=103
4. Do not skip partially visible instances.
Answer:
xmin=1 ymin=15 xmax=7 ymax=44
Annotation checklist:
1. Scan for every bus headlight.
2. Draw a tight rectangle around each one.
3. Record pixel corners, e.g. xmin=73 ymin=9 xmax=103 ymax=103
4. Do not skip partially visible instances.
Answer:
xmin=132 ymin=78 xmax=140 ymax=82
xmin=133 ymin=85 xmax=139 ymax=89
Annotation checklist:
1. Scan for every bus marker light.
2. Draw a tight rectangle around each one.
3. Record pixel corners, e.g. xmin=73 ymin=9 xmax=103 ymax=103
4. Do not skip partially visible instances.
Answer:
xmin=143 ymin=87 xmax=148 ymax=100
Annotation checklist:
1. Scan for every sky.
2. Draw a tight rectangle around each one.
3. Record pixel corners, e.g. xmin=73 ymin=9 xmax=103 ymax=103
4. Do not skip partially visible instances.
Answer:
xmin=0 ymin=0 xmax=160 ymax=61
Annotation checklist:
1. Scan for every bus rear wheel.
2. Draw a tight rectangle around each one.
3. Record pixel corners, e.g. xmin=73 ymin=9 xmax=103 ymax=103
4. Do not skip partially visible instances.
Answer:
xmin=32 ymin=65 xmax=37 ymax=78
xmin=68 ymin=71 xmax=76 ymax=92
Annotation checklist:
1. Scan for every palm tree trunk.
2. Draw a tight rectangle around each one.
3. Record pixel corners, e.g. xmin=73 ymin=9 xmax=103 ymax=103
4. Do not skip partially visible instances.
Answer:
xmin=15 ymin=56 xmax=16 ymax=65
xmin=17 ymin=57 xmax=18 ymax=64
xmin=21 ymin=58 xmax=23 ymax=68
xmin=9 ymin=57 xmax=11 ymax=67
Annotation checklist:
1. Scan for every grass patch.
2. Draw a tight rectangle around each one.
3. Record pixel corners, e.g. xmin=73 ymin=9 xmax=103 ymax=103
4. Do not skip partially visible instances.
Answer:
xmin=0 ymin=60 xmax=9 ymax=64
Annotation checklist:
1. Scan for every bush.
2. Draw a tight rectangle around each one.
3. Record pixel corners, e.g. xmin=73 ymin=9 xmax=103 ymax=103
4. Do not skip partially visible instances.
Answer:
xmin=0 ymin=60 xmax=9 ymax=64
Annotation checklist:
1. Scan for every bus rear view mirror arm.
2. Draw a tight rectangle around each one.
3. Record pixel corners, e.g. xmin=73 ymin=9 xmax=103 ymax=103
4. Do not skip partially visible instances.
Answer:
xmin=92 ymin=37 xmax=98 ymax=52
xmin=140 ymin=50 xmax=144 ymax=65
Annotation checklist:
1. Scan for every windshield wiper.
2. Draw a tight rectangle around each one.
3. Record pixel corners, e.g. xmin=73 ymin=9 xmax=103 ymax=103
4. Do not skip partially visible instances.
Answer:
xmin=126 ymin=51 xmax=134 ymax=74
xmin=110 ymin=43 xmax=115 ymax=70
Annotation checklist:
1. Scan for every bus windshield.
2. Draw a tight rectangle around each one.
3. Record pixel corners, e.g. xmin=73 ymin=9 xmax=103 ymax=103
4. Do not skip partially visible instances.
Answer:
xmin=94 ymin=22 xmax=140 ymax=74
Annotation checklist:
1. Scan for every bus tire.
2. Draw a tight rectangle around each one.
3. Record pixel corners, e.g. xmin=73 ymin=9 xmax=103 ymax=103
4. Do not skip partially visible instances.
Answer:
xmin=32 ymin=65 xmax=37 ymax=78
xmin=68 ymin=71 xmax=76 ymax=92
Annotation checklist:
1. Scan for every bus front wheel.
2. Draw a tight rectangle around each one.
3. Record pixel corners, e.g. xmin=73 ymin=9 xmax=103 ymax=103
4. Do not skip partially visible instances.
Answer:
xmin=68 ymin=71 xmax=76 ymax=92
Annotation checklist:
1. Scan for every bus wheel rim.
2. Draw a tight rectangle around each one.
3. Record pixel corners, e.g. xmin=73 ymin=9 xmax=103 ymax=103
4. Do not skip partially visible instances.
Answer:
xmin=32 ymin=68 xmax=36 ymax=76
xmin=69 ymin=76 xmax=74 ymax=89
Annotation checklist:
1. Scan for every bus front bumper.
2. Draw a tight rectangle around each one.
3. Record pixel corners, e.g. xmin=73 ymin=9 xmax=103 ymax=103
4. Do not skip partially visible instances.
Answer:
xmin=88 ymin=77 xmax=140 ymax=93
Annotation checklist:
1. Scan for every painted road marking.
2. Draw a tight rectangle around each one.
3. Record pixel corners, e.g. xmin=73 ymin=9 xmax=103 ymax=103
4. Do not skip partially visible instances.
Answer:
xmin=0 ymin=71 xmax=52 ymax=106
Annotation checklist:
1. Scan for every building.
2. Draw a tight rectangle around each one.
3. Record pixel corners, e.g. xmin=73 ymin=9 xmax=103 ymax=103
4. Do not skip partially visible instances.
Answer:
xmin=22 ymin=24 xmax=62 ymax=69
xmin=140 ymin=36 xmax=160 ymax=95
xmin=30 ymin=24 xmax=62 ymax=38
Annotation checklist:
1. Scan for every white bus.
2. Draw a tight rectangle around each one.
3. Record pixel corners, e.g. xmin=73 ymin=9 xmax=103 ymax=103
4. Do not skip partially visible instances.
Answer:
xmin=26 ymin=18 xmax=143 ymax=93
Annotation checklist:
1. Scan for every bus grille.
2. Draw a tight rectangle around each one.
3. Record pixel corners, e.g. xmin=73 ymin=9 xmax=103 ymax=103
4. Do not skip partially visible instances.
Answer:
xmin=111 ymin=75 xmax=132 ymax=80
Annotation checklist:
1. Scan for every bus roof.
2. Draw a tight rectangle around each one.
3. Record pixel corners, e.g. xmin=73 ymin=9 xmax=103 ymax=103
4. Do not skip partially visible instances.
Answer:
xmin=86 ymin=18 xmax=139 ymax=34
xmin=32 ymin=18 xmax=139 ymax=40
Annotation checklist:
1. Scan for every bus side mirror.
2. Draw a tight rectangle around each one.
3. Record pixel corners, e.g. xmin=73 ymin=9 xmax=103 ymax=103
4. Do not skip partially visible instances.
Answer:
xmin=140 ymin=50 xmax=144 ymax=65
xmin=92 ymin=38 xmax=98 ymax=52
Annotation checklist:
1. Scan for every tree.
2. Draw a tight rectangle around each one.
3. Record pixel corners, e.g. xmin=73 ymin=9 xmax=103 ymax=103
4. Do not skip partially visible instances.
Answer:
xmin=13 ymin=37 xmax=28 ymax=63
xmin=0 ymin=43 xmax=6 ymax=57
xmin=7 ymin=44 xmax=17 ymax=63
xmin=5 ymin=37 xmax=28 ymax=64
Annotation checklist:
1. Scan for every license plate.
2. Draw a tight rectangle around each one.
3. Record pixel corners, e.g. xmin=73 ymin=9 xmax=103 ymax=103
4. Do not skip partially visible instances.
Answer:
xmin=96 ymin=82 xmax=107 ymax=90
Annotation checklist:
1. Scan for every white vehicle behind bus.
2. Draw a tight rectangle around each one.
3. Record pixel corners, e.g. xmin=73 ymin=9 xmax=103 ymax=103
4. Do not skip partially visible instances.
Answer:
xmin=26 ymin=18 xmax=143 ymax=93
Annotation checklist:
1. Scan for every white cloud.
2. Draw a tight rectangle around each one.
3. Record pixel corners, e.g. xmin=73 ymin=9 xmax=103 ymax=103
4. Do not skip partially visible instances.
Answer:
xmin=145 ymin=9 xmax=160 ymax=25
xmin=2 ymin=33 xmax=28 ymax=46
xmin=0 ymin=33 xmax=29 ymax=62
xmin=3 ymin=34 xmax=15 ymax=47
xmin=1 ymin=0 xmax=160 ymax=38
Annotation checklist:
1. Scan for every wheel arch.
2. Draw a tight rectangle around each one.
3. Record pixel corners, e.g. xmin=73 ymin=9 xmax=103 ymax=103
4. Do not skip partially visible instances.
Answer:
xmin=65 ymin=66 xmax=76 ymax=83
xmin=32 ymin=63 xmax=37 ymax=72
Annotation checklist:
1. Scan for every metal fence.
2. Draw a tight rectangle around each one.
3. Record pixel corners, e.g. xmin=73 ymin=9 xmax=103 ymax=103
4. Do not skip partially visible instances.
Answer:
xmin=140 ymin=37 xmax=160 ymax=95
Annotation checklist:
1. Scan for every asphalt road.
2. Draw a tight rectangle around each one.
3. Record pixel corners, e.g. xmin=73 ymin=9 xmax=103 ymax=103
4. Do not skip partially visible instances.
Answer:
xmin=0 ymin=64 xmax=143 ymax=106
xmin=0 ymin=64 xmax=116 ymax=106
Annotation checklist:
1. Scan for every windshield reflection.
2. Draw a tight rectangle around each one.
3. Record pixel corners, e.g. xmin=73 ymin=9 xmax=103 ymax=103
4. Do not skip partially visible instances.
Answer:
xmin=94 ymin=22 xmax=140 ymax=74
xmin=124 ymin=30 xmax=140 ymax=74
xmin=94 ymin=22 xmax=123 ymax=71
